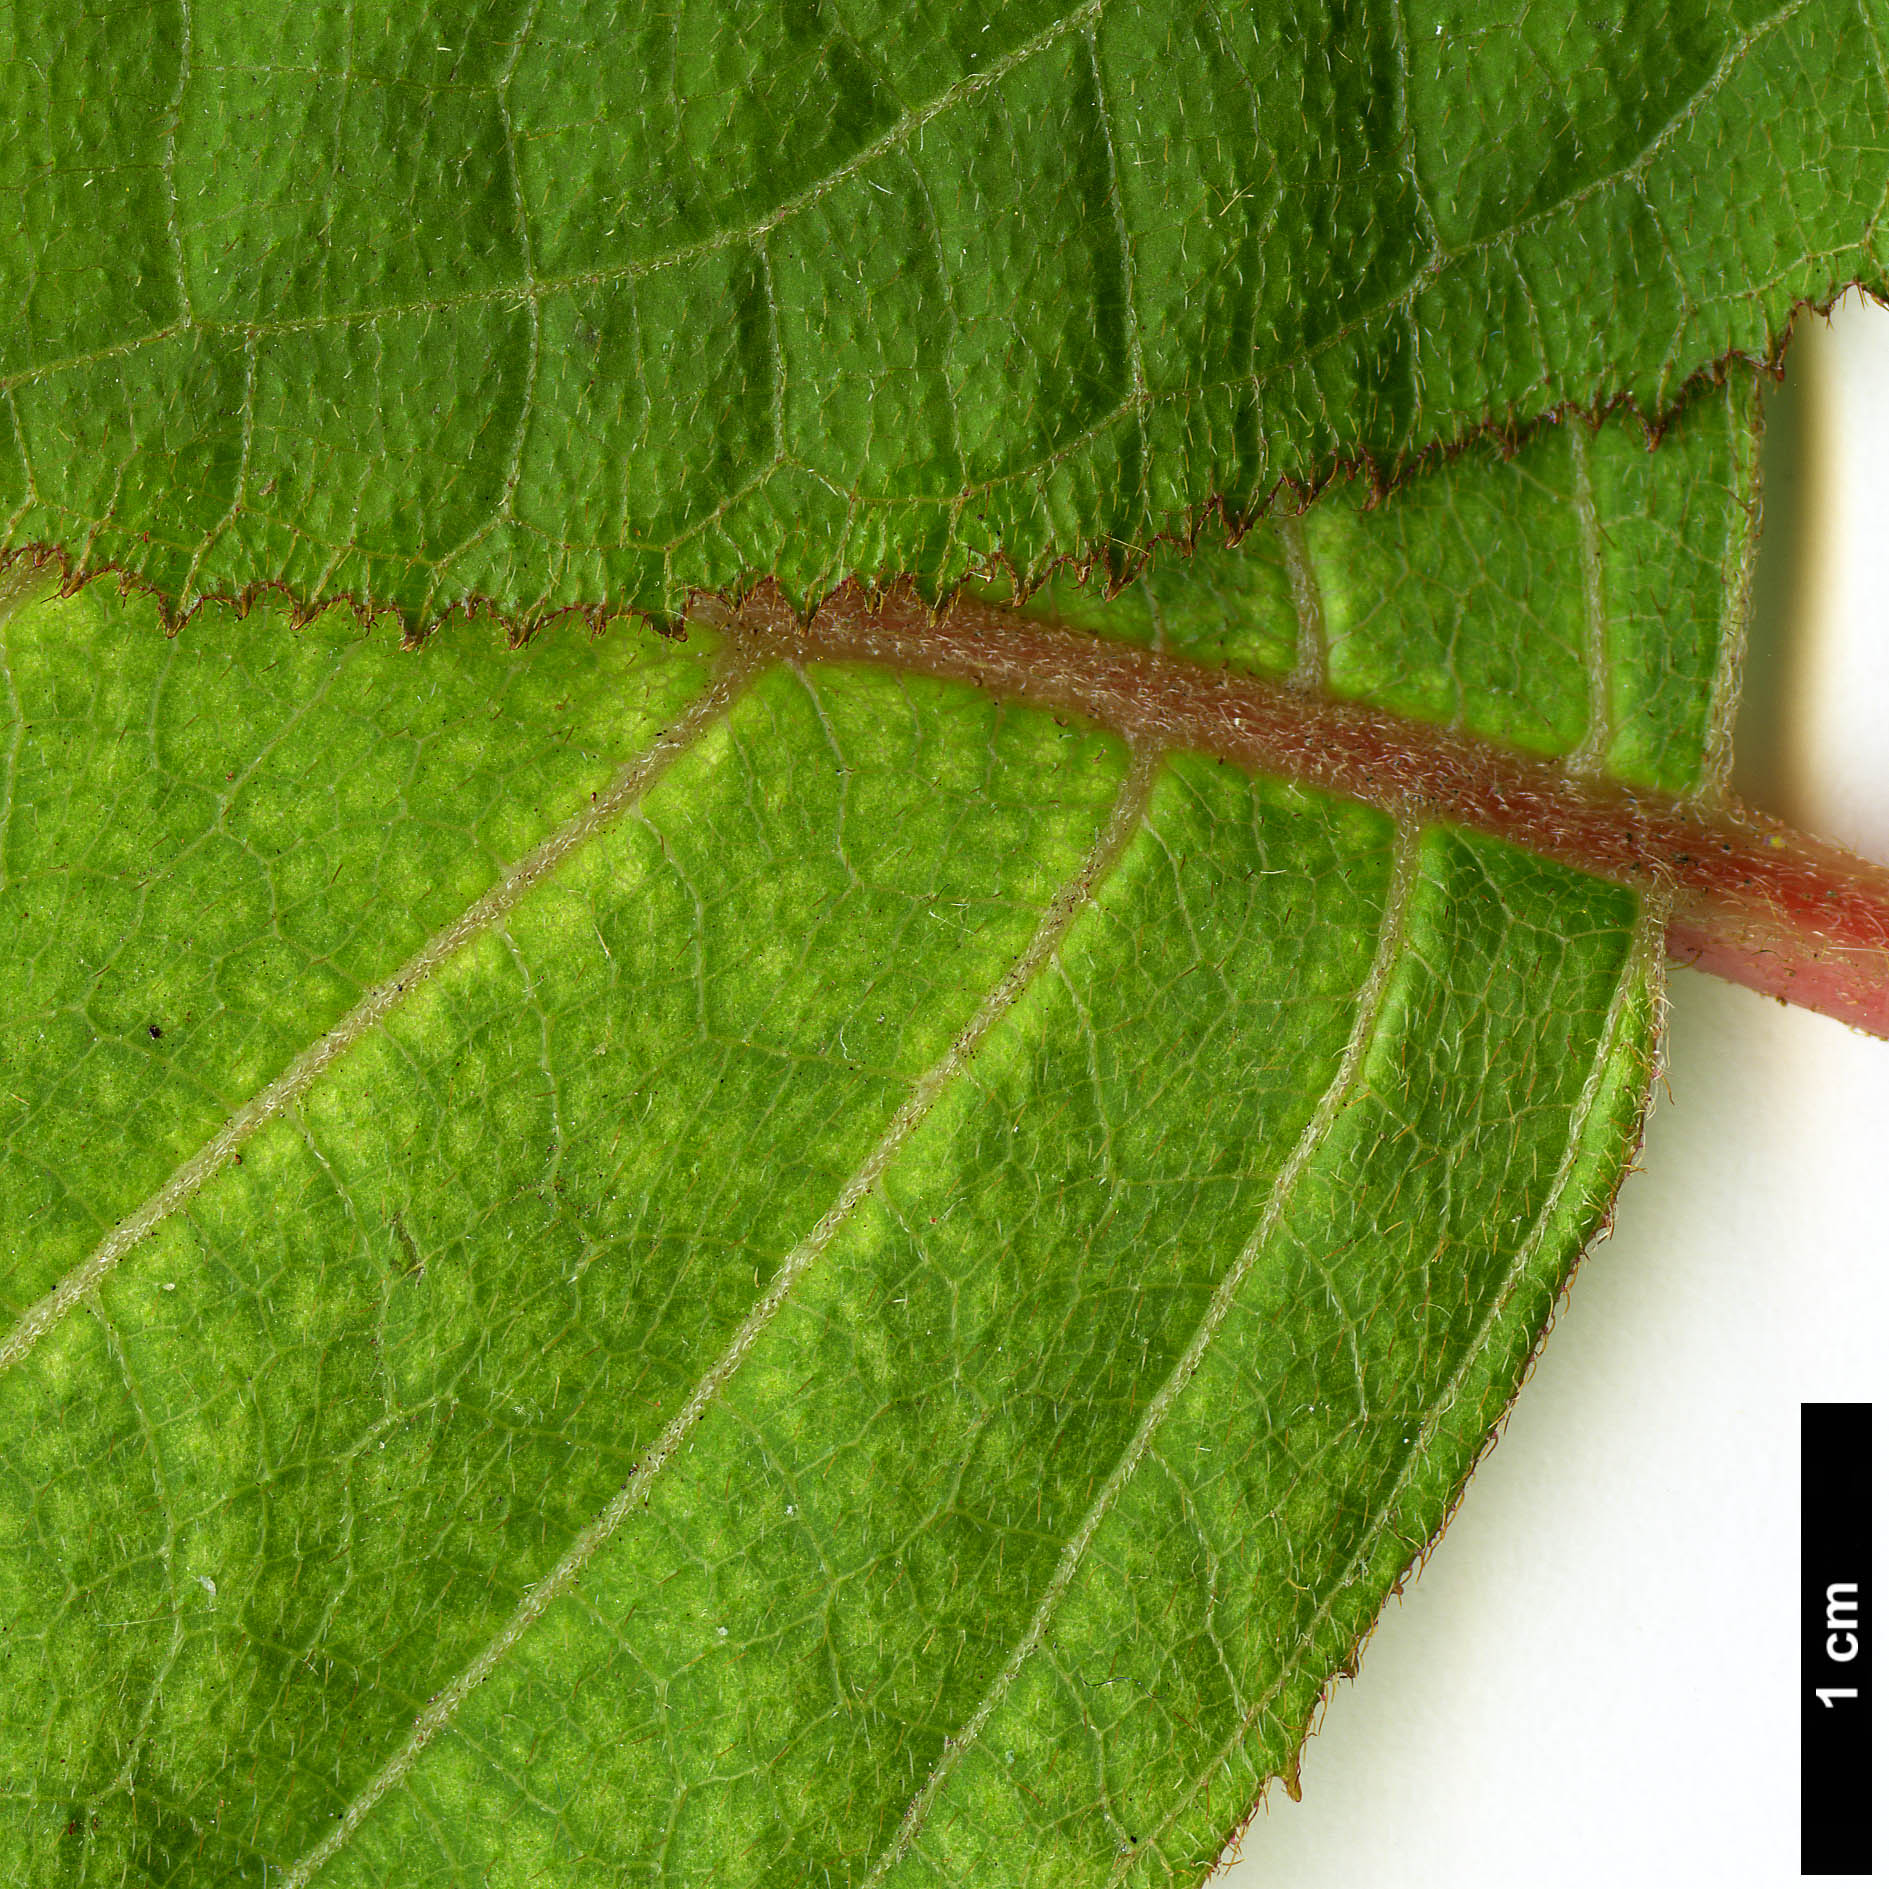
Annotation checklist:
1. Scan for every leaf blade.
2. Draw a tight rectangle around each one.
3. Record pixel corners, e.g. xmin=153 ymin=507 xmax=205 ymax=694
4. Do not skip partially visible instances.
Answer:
xmin=0 ymin=375 xmax=1758 ymax=1882
xmin=0 ymin=0 xmax=1877 ymax=624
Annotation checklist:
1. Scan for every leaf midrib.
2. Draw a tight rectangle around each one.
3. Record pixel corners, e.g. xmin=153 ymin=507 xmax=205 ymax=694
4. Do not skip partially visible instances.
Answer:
xmin=1 ymin=608 xmax=1655 ymax=1880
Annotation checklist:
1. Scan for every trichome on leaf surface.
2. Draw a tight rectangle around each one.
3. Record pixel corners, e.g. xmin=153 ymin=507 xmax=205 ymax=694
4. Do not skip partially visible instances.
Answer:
xmin=1 ymin=4 xmax=1885 ymax=1884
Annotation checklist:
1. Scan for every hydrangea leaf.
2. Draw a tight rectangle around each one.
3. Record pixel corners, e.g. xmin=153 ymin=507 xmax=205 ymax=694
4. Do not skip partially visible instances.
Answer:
xmin=0 ymin=0 xmax=1880 ymax=627
xmin=0 ymin=376 xmax=1760 ymax=1884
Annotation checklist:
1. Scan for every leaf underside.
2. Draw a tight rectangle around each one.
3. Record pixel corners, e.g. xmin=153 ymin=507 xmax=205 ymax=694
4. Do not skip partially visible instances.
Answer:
xmin=2 ymin=376 xmax=1757 ymax=1885
xmin=1 ymin=0 xmax=1884 ymax=627
xmin=2 ymin=0 xmax=1869 ymax=1878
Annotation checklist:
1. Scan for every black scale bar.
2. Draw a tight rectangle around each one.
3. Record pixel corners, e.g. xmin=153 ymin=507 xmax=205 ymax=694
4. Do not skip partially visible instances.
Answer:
xmin=1803 ymin=1402 xmax=1872 ymax=1876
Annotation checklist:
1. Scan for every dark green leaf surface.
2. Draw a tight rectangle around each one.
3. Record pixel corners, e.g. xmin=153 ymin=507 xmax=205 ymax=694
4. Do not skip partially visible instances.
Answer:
xmin=1 ymin=381 xmax=1755 ymax=1884
xmin=0 ymin=0 xmax=1879 ymax=626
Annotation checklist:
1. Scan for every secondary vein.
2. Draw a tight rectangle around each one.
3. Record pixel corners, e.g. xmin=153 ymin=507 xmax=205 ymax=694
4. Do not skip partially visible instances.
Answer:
xmin=274 ymin=747 xmax=1162 ymax=1887
xmin=1109 ymin=902 xmax=1664 ymax=1876
xmin=1565 ymin=422 xmax=1612 ymax=778
xmin=859 ymin=821 xmax=1423 ymax=1886
xmin=0 ymin=661 xmax=750 ymax=1381
xmin=733 ymin=580 xmax=1889 ymax=1036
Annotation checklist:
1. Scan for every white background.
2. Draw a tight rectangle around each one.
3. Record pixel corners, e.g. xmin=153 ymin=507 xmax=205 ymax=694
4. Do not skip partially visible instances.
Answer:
xmin=1220 ymin=293 xmax=1889 ymax=1888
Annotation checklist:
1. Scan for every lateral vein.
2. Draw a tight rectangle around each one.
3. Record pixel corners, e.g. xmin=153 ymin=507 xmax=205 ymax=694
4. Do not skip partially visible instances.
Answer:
xmin=859 ymin=821 xmax=1422 ymax=1887
xmin=743 ymin=580 xmax=1889 ymax=1037
xmin=0 ymin=663 xmax=749 ymax=1381
xmin=1275 ymin=511 xmax=1329 ymax=694
xmin=1565 ymin=422 xmax=1612 ymax=778
xmin=275 ymin=748 xmax=1162 ymax=1888
xmin=1111 ymin=899 xmax=1664 ymax=1876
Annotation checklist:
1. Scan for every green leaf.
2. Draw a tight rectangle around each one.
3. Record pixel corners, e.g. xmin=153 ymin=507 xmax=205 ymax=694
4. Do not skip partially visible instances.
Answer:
xmin=5 ymin=2 xmax=1873 ymax=1878
xmin=2 ymin=374 xmax=1759 ymax=1883
xmin=0 ymin=0 xmax=1882 ymax=625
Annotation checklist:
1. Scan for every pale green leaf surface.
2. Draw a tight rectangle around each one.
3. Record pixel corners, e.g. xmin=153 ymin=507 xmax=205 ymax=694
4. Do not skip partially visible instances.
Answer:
xmin=0 ymin=379 xmax=1751 ymax=1884
xmin=0 ymin=0 xmax=1877 ymax=626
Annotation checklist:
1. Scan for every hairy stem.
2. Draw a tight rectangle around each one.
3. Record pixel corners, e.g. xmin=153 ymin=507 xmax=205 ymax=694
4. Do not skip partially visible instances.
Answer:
xmin=724 ymin=581 xmax=1889 ymax=1038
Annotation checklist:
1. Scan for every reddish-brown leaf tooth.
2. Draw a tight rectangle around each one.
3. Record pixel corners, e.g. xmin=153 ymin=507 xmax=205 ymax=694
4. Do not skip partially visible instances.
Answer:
xmin=728 ymin=581 xmax=1889 ymax=1039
